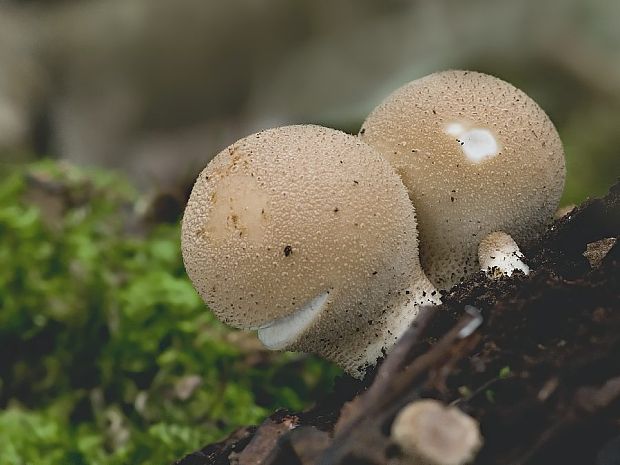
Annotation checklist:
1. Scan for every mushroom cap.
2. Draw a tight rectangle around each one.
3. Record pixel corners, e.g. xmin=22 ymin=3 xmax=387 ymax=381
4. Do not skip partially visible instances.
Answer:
xmin=181 ymin=125 xmax=436 ymax=375
xmin=360 ymin=70 xmax=565 ymax=290
xmin=391 ymin=399 xmax=482 ymax=465
xmin=478 ymin=231 xmax=530 ymax=277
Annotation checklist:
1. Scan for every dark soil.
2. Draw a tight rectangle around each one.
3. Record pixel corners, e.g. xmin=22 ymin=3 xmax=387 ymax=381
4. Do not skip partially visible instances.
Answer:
xmin=174 ymin=182 xmax=619 ymax=465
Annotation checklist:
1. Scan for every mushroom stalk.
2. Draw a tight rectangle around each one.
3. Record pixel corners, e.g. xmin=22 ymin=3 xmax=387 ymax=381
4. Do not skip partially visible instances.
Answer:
xmin=352 ymin=279 xmax=441 ymax=378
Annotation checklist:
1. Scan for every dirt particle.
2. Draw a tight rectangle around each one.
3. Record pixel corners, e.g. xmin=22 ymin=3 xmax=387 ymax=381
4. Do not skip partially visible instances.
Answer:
xmin=583 ymin=237 xmax=617 ymax=268
xmin=195 ymin=226 xmax=208 ymax=239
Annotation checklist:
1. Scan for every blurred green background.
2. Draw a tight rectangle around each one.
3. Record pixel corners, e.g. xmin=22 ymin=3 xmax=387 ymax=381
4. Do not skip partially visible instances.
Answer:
xmin=0 ymin=0 xmax=619 ymax=464
xmin=0 ymin=161 xmax=342 ymax=464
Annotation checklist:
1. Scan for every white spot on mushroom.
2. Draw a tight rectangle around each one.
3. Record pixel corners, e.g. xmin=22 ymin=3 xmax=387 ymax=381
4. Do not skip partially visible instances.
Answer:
xmin=257 ymin=291 xmax=330 ymax=349
xmin=456 ymin=128 xmax=499 ymax=163
xmin=445 ymin=122 xmax=499 ymax=163
xmin=444 ymin=122 xmax=465 ymax=137
xmin=478 ymin=231 xmax=530 ymax=278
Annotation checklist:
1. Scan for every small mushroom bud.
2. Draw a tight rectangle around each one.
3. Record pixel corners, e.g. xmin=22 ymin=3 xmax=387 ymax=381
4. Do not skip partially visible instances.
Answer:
xmin=182 ymin=125 xmax=439 ymax=376
xmin=360 ymin=70 xmax=565 ymax=290
xmin=391 ymin=399 xmax=482 ymax=465
xmin=554 ymin=204 xmax=576 ymax=220
xmin=478 ymin=231 xmax=530 ymax=278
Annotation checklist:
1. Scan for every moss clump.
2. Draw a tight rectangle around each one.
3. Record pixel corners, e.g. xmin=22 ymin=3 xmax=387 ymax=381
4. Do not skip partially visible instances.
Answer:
xmin=0 ymin=160 xmax=341 ymax=465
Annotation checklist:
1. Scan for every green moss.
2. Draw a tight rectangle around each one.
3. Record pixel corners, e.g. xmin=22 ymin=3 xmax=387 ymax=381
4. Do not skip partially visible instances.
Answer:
xmin=0 ymin=161 xmax=341 ymax=464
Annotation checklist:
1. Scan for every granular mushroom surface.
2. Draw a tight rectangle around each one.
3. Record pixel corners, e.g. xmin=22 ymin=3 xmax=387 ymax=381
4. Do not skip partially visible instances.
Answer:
xmin=360 ymin=70 xmax=565 ymax=290
xmin=182 ymin=125 xmax=438 ymax=376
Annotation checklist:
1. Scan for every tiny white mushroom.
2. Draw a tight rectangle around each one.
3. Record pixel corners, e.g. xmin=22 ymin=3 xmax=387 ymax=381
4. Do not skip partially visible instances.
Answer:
xmin=478 ymin=231 xmax=530 ymax=278
xmin=391 ymin=399 xmax=482 ymax=465
xmin=182 ymin=125 xmax=439 ymax=377
xmin=360 ymin=70 xmax=566 ymax=290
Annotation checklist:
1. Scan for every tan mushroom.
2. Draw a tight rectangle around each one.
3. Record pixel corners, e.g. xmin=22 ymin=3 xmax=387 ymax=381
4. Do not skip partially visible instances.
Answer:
xmin=391 ymin=399 xmax=482 ymax=465
xmin=181 ymin=125 xmax=439 ymax=376
xmin=360 ymin=70 xmax=565 ymax=290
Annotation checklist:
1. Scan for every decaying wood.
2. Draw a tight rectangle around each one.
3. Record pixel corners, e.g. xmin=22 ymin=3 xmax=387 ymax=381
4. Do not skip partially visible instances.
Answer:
xmin=174 ymin=181 xmax=620 ymax=465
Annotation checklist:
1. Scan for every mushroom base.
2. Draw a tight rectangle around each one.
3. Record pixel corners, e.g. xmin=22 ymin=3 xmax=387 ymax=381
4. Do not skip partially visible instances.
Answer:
xmin=285 ymin=278 xmax=441 ymax=379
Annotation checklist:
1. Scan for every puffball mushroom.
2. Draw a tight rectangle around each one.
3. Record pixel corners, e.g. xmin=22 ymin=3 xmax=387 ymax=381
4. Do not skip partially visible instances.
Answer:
xmin=360 ymin=70 xmax=565 ymax=290
xmin=478 ymin=231 xmax=530 ymax=278
xmin=391 ymin=399 xmax=482 ymax=465
xmin=181 ymin=125 xmax=439 ymax=377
